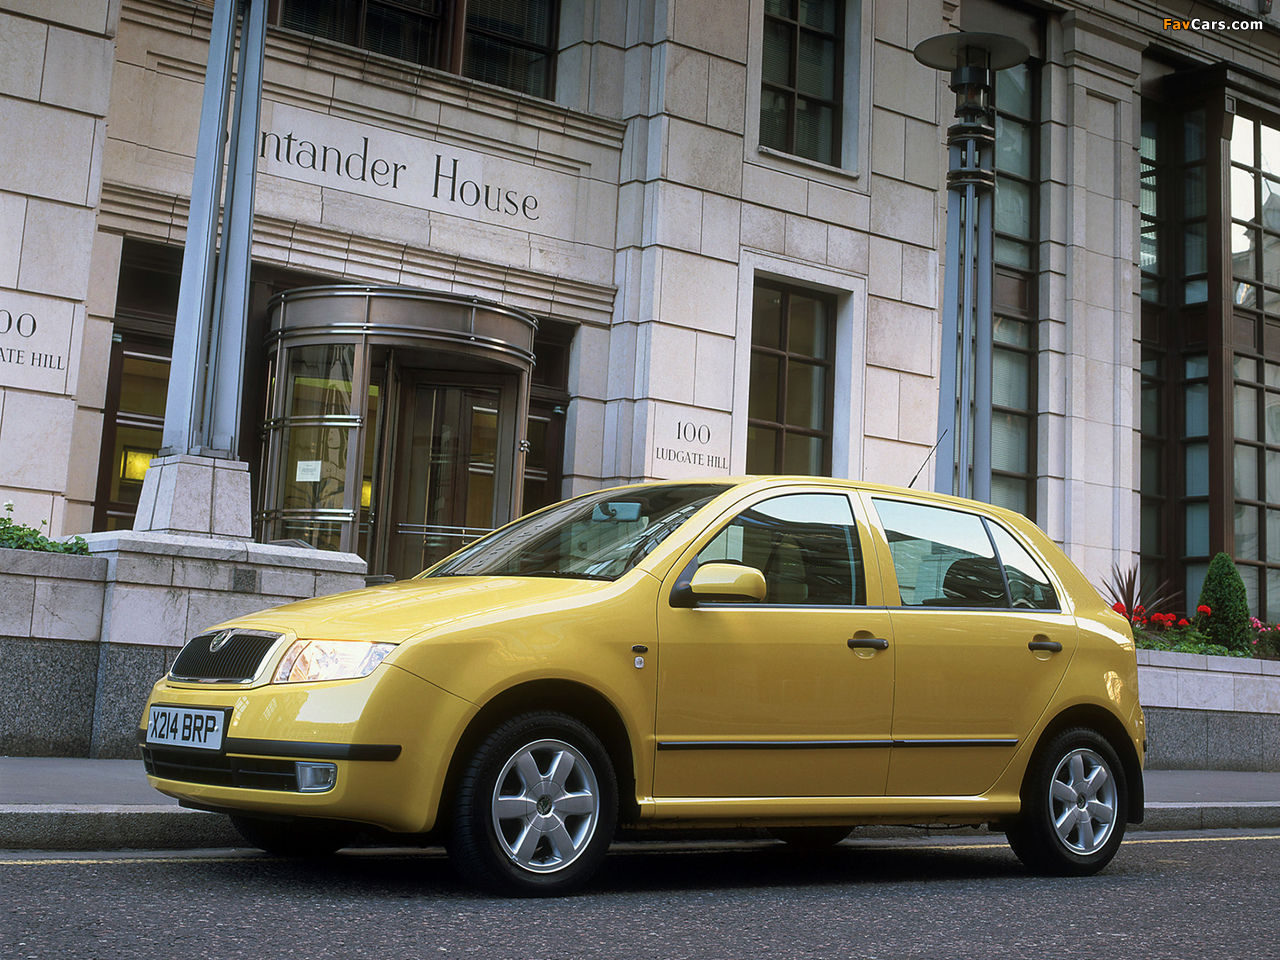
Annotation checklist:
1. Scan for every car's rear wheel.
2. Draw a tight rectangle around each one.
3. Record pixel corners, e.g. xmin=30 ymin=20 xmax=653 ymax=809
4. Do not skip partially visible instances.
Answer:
xmin=768 ymin=825 xmax=853 ymax=848
xmin=1007 ymin=727 xmax=1127 ymax=876
xmin=447 ymin=711 xmax=617 ymax=896
xmin=229 ymin=815 xmax=357 ymax=856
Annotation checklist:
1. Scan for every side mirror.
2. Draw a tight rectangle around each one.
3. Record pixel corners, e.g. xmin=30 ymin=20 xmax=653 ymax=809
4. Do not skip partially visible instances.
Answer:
xmin=670 ymin=562 xmax=767 ymax=606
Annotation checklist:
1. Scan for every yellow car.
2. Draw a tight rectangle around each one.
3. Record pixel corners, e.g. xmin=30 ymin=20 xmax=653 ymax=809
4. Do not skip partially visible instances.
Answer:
xmin=140 ymin=477 xmax=1144 ymax=895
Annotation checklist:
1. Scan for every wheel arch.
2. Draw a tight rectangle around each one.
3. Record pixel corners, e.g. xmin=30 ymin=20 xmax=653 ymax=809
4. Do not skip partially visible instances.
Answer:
xmin=438 ymin=679 xmax=639 ymax=830
xmin=1031 ymin=704 xmax=1144 ymax=824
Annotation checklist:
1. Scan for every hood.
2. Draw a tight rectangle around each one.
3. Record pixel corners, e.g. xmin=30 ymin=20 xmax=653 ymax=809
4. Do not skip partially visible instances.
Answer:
xmin=207 ymin=575 xmax=621 ymax=643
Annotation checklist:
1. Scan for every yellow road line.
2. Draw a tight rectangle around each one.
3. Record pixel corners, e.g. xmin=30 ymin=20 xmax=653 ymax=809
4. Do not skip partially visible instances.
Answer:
xmin=3 ymin=833 xmax=1279 ymax=866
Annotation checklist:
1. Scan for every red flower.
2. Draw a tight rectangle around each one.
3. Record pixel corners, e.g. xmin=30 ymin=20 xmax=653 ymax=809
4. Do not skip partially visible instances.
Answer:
xmin=1197 ymin=604 xmax=1212 ymax=616
xmin=1135 ymin=605 xmax=1146 ymax=615
xmin=1178 ymin=618 xmax=1189 ymax=627
xmin=1112 ymin=602 xmax=1127 ymax=614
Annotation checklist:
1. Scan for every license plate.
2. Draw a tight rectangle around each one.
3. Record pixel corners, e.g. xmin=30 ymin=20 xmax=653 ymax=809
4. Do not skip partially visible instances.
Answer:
xmin=146 ymin=705 xmax=227 ymax=751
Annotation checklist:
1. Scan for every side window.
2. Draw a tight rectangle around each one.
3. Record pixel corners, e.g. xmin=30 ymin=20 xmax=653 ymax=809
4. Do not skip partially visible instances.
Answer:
xmin=871 ymin=499 xmax=1005 ymax=608
xmin=987 ymin=522 xmax=1060 ymax=610
xmin=698 ymin=493 xmax=865 ymax=605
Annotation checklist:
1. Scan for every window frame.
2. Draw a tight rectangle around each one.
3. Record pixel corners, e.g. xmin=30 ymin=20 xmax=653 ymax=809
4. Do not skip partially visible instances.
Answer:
xmin=759 ymin=0 xmax=845 ymax=168
xmin=271 ymin=0 xmax=560 ymax=100
xmin=990 ymin=58 xmax=1041 ymax=520
xmin=747 ymin=0 xmax=870 ymax=179
xmin=746 ymin=280 xmax=838 ymax=476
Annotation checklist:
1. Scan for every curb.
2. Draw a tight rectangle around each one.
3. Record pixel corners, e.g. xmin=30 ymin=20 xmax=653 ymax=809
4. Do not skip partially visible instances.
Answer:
xmin=3 ymin=803 xmax=1279 ymax=852
xmin=1137 ymin=801 xmax=1280 ymax=832
xmin=0 ymin=805 xmax=239 ymax=851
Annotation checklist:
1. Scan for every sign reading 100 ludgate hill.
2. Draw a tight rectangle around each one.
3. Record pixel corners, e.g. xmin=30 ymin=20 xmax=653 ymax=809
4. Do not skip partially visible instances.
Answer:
xmin=647 ymin=405 xmax=732 ymax=480
xmin=0 ymin=295 xmax=73 ymax=394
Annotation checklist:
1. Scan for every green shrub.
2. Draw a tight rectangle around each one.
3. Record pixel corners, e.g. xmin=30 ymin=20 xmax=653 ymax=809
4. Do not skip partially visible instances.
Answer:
xmin=1196 ymin=552 xmax=1252 ymax=654
xmin=0 ymin=501 xmax=88 ymax=555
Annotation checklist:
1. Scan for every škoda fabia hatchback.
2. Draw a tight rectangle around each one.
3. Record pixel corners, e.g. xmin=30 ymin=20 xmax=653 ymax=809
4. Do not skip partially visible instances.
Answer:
xmin=141 ymin=478 xmax=1144 ymax=895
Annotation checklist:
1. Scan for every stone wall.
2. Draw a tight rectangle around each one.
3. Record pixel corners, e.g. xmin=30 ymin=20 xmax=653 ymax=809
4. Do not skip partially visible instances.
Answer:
xmin=1138 ymin=650 xmax=1280 ymax=772
xmin=0 ymin=549 xmax=109 ymax=755
xmin=0 ymin=534 xmax=366 ymax=758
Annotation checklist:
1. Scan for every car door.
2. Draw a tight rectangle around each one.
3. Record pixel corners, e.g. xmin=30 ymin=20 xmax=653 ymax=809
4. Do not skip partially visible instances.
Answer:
xmin=863 ymin=494 xmax=1078 ymax=798
xmin=653 ymin=489 xmax=896 ymax=799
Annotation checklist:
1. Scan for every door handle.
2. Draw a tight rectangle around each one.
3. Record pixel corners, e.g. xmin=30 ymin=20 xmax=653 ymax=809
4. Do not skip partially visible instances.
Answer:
xmin=1028 ymin=640 xmax=1062 ymax=653
xmin=847 ymin=638 xmax=889 ymax=651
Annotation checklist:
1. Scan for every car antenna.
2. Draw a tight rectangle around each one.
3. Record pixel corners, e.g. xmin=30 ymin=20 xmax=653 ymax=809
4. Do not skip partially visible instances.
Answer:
xmin=908 ymin=429 xmax=948 ymax=489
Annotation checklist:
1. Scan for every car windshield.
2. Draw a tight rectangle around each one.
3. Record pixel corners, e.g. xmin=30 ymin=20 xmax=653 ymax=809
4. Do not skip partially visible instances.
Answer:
xmin=422 ymin=483 xmax=733 ymax=581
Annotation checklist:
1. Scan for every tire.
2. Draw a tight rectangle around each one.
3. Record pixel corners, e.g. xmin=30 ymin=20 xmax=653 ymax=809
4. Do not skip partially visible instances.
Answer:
xmin=1007 ymin=727 xmax=1128 ymax=876
xmin=768 ymin=825 xmax=853 ymax=848
xmin=447 ymin=711 xmax=618 ymax=897
xmin=230 ymin=814 xmax=357 ymax=856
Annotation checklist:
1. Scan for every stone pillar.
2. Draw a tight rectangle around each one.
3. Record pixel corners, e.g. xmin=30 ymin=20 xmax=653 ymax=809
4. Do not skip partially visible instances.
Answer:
xmin=0 ymin=1 xmax=119 ymax=537
xmin=1040 ymin=14 xmax=1144 ymax=584
xmin=132 ymin=454 xmax=254 ymax=540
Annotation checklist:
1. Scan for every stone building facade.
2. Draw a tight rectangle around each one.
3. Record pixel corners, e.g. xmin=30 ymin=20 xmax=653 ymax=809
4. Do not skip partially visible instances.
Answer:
xmin=2 ymin=0 xmax=1280 ymax=611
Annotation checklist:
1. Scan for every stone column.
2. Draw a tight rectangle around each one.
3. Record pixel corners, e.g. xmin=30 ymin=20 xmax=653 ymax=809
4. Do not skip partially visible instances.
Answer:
xmin=0 ymin=1 xmax=119 ymax=537
xmin=1040 ymin=14 xmax=1144 ymax=583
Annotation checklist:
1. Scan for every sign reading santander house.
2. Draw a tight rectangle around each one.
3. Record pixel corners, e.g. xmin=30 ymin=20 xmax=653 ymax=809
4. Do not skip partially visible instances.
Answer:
xmin=258 ymin=104 xmax=577 ymax=235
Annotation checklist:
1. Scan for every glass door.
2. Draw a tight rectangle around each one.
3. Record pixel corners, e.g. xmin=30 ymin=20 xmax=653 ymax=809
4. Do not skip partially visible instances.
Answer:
xmin=384 ymin=378 xmax=503 ymax=579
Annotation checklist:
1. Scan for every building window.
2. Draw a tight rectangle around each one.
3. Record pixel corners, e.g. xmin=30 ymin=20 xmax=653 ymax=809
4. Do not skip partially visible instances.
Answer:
xmin=1139 ymin=101 xmax=1172 ymax=589
xmin=759 ymin=0 xmax=844 ymax=166
xmin=1229 ymin=114 xmax=1280 ymax=618
xmin=746 ymin=281 xmax=835 ymax=475
xmin=276 ymin=0 xmax=558 ymax=99
xmin=93 ymin=245 xmax=182 ymax=531
xmin=1140 ymin=64 xmax=1280 ymax=619
xmin=1138 ymin=95 xmax=1215 ymax=610
xmin=991 ymin=61 xmax=1039 ymax=517
xmin=463 ymin=0 xmax=557 ymax=100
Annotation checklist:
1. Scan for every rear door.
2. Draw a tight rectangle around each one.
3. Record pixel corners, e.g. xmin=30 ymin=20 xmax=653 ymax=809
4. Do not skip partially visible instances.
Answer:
xmin=863 ymin=495 xmax=1077 ymax=797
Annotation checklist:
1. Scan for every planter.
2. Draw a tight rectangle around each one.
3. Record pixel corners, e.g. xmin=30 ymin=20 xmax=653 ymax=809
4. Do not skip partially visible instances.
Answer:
xmin=1137 ymin=649 xmax=1280 ymax=771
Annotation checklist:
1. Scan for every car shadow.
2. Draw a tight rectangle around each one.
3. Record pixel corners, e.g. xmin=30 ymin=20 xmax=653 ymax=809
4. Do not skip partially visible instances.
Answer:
xmin=192 ymin=835 xmax=1032 ymax=900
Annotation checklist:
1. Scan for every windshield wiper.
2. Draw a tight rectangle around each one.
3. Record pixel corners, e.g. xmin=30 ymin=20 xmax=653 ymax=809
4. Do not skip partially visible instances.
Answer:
xmin=524 ymin=570 xmax=614 ymax=581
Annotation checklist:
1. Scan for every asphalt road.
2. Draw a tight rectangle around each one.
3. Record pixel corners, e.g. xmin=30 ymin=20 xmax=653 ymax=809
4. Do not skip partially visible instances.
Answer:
xmin=5 ymin=831 xmax=1279 ymax=959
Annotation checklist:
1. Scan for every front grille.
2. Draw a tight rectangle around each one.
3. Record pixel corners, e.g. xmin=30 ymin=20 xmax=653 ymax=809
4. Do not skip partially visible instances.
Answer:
xmin=170 ymin=630 xmax=282 ymax=683
xmin=142 ymin=746 xmax=299 ymax=791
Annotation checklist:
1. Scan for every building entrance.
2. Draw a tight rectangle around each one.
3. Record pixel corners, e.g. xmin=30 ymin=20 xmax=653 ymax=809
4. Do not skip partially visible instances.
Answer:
xmin=260 ymin=286 xmax=539 ymax=579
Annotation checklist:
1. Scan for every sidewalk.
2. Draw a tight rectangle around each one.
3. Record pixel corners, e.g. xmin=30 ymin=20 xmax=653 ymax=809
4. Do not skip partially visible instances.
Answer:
xmin=1 ymin=757 xmax=1278 ymax=851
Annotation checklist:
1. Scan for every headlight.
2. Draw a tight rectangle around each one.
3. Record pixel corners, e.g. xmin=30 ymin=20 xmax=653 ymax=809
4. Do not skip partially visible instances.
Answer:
xmin=274 ymin=639 xmax=395 ymax=683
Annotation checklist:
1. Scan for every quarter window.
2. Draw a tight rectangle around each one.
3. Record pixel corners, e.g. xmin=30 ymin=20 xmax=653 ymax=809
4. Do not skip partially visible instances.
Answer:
xmin=986 ymin=521 xmax=1059 ymax=610
xmin=697 ymin=493 xmax=866 ymax=605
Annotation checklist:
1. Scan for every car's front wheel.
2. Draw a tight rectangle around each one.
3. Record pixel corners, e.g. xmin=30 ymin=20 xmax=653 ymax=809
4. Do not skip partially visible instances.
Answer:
xmin=447 ymin=711 xmax=617 ymax=896
xmin=1007 ymin=727 xmax=1128 ymax=876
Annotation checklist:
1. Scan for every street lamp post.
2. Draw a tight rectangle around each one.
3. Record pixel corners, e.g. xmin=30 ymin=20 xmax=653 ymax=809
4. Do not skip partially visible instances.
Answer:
xmin=914 ymin=32 xmax=1029 ymax=502
xmin=134 ymin=0 xmax=267 ymax=539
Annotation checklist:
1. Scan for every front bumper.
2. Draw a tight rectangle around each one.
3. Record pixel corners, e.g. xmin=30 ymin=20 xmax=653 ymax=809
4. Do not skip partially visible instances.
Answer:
xmin=138 ymin=663 xmax=475 ymax=834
